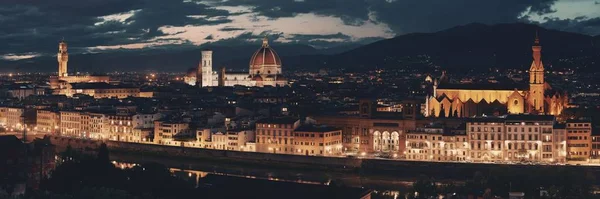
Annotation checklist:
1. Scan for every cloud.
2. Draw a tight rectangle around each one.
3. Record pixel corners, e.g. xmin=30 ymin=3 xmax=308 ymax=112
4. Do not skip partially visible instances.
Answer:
xmin=1 ymin=0 xmax=600 ymax=59
xmin=0 ymin=0 xmax=232 ymax=55
xmin=207 ymin=0 xmax=558 ymax=34
xmin=536 ymin=17 xmax=600 ymax=36
xmin=1 ymin=53 xmax=41 ymax=61
xmin=219 ymin=27 xmax=246 ymax=32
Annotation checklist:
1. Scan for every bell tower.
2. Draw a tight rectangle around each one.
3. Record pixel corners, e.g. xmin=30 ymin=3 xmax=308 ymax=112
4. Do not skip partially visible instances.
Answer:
xmin=528 ymin=32 xmax=545 ymax=113
xmin=57 ymin=40 xmax=69 ymax=77
xmin=197 ymin=50 xmax=213 ymax=87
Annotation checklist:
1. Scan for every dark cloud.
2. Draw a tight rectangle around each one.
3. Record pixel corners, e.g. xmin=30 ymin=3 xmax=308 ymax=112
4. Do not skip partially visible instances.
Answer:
xmin=0 ymin=0 xmax=231 ymax=55
xmin=288 ymin=32 xmax=352 ymax=41
xmin=210 ymin=0 xmax=369 ymax=25
xmin=219 ymin=27 xmax=246 ymax=32
xmin=209 ymin=0 xmax=558 ymax=33
xmin=2 ymin=0 xmax=600 ymax=60
xmin=535 ymin=17 xmax=600 ymax=36
xmin=368 ymin=0 xmax=557 ymax=34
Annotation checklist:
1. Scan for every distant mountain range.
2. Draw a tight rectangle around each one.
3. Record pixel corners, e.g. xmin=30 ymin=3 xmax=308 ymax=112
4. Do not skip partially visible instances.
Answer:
xmin=2 ymin=23 xmax=599 ymax=73
xmin=329 ymin=23 xmax=600 ymax=72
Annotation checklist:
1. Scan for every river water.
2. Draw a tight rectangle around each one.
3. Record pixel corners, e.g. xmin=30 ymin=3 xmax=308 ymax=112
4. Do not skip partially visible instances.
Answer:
xmin=109 ymin=153 xmax=425 ymax=198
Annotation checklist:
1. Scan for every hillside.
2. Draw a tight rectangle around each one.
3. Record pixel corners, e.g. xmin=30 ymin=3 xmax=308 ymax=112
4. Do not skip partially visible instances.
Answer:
xmin=329 ymin=23 xmax=600 ymax=72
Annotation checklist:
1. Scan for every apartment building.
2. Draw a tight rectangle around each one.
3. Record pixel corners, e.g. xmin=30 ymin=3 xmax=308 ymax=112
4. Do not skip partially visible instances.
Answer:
xmin=209 ymin=129 xmax=255 ymax=151
xmin=0 ymin=107 xmax=25 ymax=131
xmin=467 ymin=117 xmax=506 ymax=162
xmin=566 ymin=119 xmax=592 ymax=161
xmin=60 ymin=111 xmax=82 ymax=137
xmin=255 ymin=117 xmax=300 ymax=154
xmin=591 ymin=133 xmax=600 ymax=162
xmin=292 ymin=125 xmax=342 ymax=156
xmin=406 ymin=125 xmax=468 ymax=161
xmin=36 ymin=109 xmax=59 ymax=134
xmin=553 ymin=124 xmax=568 ymax=163
xmin=504 ymin=115 xmax=554 ymax=162
xmin=153 ymin=120 xmax=190 ymax=145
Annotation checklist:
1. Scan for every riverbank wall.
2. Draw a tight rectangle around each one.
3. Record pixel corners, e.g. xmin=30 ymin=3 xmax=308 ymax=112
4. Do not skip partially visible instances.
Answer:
xmin=47 ymin=136 xmax=600 ymax=182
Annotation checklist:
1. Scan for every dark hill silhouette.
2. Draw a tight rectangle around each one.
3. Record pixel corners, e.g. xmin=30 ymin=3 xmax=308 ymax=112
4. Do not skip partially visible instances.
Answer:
xmin=330 ymin=23 xmax=599 ymax=72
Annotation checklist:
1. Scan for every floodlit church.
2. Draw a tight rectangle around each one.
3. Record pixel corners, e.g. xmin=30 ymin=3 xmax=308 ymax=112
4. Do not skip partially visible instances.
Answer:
xmin=426 ymin=34 xmax=568 ymax=117
xmin=184 ymin=37 xmax=288 ymax=87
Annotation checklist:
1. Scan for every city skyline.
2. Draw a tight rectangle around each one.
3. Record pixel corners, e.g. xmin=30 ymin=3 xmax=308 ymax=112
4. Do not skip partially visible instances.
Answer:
xmin=1 ymin=1 xmax=600 ymax=198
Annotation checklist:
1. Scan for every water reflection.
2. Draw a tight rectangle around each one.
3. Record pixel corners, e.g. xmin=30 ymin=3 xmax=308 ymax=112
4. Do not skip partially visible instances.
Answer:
xmin=112 ymin=161 xmax=326 ymax=188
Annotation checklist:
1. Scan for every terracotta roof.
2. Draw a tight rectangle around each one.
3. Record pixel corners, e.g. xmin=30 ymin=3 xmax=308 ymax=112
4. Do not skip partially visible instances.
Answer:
xmin=249 ymin=46 xmax=281 ymax=67
xmin=437 ymin=82 xmax=528 ymax=90
xmin=256 ymin=117 xmax=299 ymax=124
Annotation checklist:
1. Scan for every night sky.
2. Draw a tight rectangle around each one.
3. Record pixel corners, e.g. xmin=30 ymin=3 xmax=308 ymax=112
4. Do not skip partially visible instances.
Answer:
xmin=1 ymin=0 xmax=599 ymax=61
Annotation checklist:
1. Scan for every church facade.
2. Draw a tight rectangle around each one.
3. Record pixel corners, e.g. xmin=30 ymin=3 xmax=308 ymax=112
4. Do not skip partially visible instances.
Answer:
xmin=426 ymin=35 xmax=568 ymax=117
xmin=186 ymin=37 xmax=288 ymax=87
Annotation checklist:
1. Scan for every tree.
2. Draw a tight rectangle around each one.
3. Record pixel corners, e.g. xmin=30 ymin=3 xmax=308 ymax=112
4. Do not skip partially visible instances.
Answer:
xmin=412 ymin=175 xmax=437 ymax=198
xmin=97 ymin=143 xmax=110 ymax=165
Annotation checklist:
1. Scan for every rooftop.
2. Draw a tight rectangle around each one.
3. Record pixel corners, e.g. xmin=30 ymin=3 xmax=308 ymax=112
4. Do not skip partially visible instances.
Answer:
xmin=566 ymin=118 xmax=592 ymax=123
xmin=295 ymin=125 xmax=340 ymax=133
xmin=437 ymin=82 xmax=528 ymax=91
xmin=505 ymin=114 xmax=555 ymax=121
xmin=70 ymin=82 xmax=138 ymax=89
xmin=256 ymin=117 xmax=299 ymax=125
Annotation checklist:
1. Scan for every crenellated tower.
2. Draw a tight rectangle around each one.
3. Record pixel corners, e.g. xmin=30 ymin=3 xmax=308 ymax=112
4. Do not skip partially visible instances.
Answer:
xmin=57 ymin=40 xmax=69 ymax=77
xmin=528 ymin=32 xmax=545 ymax=113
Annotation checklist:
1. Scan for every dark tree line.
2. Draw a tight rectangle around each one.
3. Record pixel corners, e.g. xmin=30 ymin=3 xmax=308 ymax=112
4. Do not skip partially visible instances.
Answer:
xmin=19 ymin=143 xmax=198 ymax=199
xmin=405 ymin=167 xmax=598 ymax=199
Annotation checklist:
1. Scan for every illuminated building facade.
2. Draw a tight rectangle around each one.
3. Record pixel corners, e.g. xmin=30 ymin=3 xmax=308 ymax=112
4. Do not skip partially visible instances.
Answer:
xmin=406 ymin=125 xmax=468 ymax=161
xmin=188 ymin=37 xmax=288 ymax=87
xmin=255 ymin=117 xmax=300 ymax=154
xmin=313 ymin=100 xmax=427 ymax=155
xmin=591 ymin=134 xmax=600 ymax=162
xmin=153 ymin=120 xmax=190 ymax=145
xmin=427 ymin=35 xmax=568 ymax=117
xmin=58 ymin=82 xmax=140 ymax=99
xmin=49 ymin=41 xmax=110 ymax=90
xmin=566 ymin=119 xmax=592 ymax=161
xmin=59 ymin=111 xmax=82 ymax=137
xmin=292 ymin=125 xmax=343 ymax=156
xmin=36 ymin=110 xmax=59 ymax=134
xmin=0 ymin=107 xmax=25 ymax=131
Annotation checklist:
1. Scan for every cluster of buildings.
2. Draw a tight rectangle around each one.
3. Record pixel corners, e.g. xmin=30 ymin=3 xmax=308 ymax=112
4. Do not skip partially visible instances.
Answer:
xmin=315 ymin=99 xmax=596 ymax=163
xmin=184 ymin=37 xmax=288 ymax=87
xmin=15 ymin=36 xmax=287 ymax=101
xmin=426 ymin=36 xmax=569 ymax=117
xmin=0 ymin=33 xmax=597 ymax=165
xmin=1 ymin=99 xmax=596 ymax=164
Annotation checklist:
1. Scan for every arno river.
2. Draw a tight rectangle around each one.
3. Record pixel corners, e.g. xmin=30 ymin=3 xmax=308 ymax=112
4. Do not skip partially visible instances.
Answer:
xmin=110 ymin=153 xmax=453 ymax=197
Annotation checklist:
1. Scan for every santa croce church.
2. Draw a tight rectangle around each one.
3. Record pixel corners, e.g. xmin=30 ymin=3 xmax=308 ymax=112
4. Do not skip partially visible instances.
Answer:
xmin=426 ymin=34 xmax=569 ymax=117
